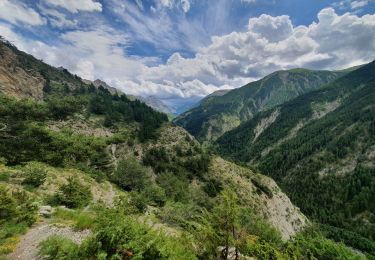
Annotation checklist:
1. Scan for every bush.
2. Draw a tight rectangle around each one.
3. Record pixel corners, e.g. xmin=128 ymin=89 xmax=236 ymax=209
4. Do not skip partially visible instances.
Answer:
xmin=203 ymin=178 xmax=223 ymax=198
xmin=79 ymin=209 xmax=197 ymax=259
xmin=143 ymin=185 xmax=166 ymax=207
xmin=111 ymin=157 xmax=150 ymax=191
xmin=54 ymin=177 xmax=92 ymax=209
xmin=0 ymin=184 xmax=37 ymax=225
xmin=128 ymin=192 xmax=148 ymax=213
xmin=22 ymin=164 xmax=47 ymax=187
xmin=156 ymin=171 xmax=190 ymax=202
xmin=38 ymin=235 xmax=80 ymax=260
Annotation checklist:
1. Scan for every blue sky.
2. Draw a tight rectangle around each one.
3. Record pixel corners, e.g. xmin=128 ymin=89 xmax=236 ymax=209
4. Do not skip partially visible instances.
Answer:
xmin=0 ymin=0 xmax=375 ymax=112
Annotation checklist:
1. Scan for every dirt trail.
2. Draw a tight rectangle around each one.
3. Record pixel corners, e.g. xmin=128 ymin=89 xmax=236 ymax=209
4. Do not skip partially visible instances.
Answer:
xmin=7 ymin=221 xmax=90 ymax=260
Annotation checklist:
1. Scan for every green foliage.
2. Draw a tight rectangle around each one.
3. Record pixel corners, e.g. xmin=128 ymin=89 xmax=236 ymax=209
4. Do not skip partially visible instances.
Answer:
xmin=0 ymin=118 xmax=109 ymax=168
xmin=38 ymin=235 xmax=80 ymax=260
xmin=239 ymin=208 xmax=283 ymax=245
xmin=77 ymin=209 xmax=197 ymax=259
xmin=191 ymin=189 xmax=244 ymax=259
xmin=203 ymin=178 xmax=222 ymax=198
xmin=54 ymin=177 xmax=92 ymax=209
xmin=143 ymin=147 xmax=210 ymax=180
xmin=156 ymin=171 xmax=190 ymax=202
xmin=143 ymin=184 xmax=167 ymax=207
xmin=88 ymin=88 xmax=168 ymax=141
xmin=241 ymin=230 xmax=366 ymax=260
xmin=21 ymin=163 xmax=47 ymax=187
xmin=0 ymin=185 xmax=37 ymax=225
xmin=319 ymin=224 xmax=375 ymax=256
xmin=0 ymin=184 xmax=37 ymax=254
xmin=53 ymin=208 xmax=95 ymax=231
xmin=111 ymin=157 xmax=150 ymax=191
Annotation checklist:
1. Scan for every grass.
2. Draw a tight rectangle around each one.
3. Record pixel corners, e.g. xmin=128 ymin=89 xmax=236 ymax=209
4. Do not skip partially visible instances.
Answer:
xmin=0 ymin=222 xmax=28 ymax=254
xmin=52 ymin=208 xmax=95 ymax=231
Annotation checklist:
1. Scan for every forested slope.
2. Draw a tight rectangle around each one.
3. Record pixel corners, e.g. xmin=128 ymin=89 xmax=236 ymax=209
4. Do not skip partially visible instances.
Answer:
xmin=216 ymin=61 xmax=375 ymax=248
xmin=175 ymin=68 xmax=343 ymax=141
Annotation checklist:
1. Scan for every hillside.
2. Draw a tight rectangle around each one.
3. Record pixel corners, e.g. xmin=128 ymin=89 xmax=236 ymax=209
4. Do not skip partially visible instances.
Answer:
xmin=3 ymin=39 xmax=363 ymax=260
xmin=216 ymin=61 xmax=375 ymax=249
xmin=175 ymin=68 xmax=344 ymax=141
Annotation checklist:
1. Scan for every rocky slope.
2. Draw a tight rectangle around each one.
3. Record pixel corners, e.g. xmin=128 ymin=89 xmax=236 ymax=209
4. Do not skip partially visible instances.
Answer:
xmin=0 ymin=43 xmax=45 ymax=100
xmin=175 ymin=68 xmax=344 ymax=141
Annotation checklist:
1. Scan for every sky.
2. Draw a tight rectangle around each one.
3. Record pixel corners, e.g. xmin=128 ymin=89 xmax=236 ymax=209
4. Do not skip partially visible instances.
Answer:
xmin=0 ymin=0 xmax=375 ymax=112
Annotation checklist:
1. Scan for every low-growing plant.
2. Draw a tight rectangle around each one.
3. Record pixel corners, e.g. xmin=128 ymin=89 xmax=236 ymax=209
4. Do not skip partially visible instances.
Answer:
xmin=38 ymin=235 xmax=80 ymax=260
xmin=22 ymin=165 xmax=47 ymax=187
xmin=54 ymin=177 xmax=92 ymax=209
xmin=53 ymin=208 xmax=95 ymax=230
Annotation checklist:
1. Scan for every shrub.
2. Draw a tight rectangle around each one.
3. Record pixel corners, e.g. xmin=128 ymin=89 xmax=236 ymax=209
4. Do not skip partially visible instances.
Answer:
xmin=111 ymin=157 xmax=150 ymax=191
xmin=143 ymin=185 xmax=166 ymax=207
xmin=0 ymin=185 xmax=37 ymax=225
xmin=54 ymin=177 xmax=92 ymax=209
xmin=156 ymin=171 xmax=189 ymax=202
xmin=22 ymin=165 xmax=47 ymax=187
xmin=203 ymin=178 xmax=223 ymax=198
xmin=128 ymin=191 xmax=148 ymax=213
xmin=38 ymin=235 xmax=80 ymax=260
xmin=79 ymin=209 xmax=197 ymax=259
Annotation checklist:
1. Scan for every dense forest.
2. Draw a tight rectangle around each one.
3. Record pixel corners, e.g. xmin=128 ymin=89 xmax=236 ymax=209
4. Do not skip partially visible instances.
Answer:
xmin=216 ymin=61 xmax=375 ymax=252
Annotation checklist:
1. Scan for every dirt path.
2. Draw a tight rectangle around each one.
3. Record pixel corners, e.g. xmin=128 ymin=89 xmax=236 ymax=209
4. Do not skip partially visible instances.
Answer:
xmin=7 ymin=221 xmax=90 ymax=260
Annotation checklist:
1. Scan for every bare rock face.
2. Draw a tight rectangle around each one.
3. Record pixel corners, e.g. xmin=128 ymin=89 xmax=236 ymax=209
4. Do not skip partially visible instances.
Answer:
xmin=0 ymin=45 xmax=45 ymax=100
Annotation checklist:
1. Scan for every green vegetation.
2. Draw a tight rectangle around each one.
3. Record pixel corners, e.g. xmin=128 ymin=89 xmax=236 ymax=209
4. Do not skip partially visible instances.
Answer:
xmin=0 ymin=184 xmax=37 ymax=254
xmin=21 ymin=164 xmax=47 ymax=188
xmin=53 ymin=177 xmax=92 ymax=209
xmin=111 ymin=157 xmax=149 ymax=191
xmin=175 ymin=68 xmax=343 ymax=141
xmin=216 ymin=61 xmax=375 ymax=248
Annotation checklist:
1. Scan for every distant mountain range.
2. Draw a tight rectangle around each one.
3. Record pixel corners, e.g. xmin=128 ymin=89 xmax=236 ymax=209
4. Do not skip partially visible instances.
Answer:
xmin=174 ymin=68 xmax=345 ymax=141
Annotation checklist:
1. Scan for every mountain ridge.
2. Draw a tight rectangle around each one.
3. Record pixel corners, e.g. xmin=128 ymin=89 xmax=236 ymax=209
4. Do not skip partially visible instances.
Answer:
xmin=175 ymin=67 xmax=345 ymax=141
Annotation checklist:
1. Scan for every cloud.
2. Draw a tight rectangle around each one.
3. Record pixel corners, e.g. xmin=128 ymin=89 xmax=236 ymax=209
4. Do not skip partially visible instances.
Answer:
xmin=1 ymin=7 xmax=375 ymax=111
xmin=0 ymin=0 xmax=45 ymax=26
xmin=248 ymin=14 xmax=293 ymax=42
xmin=180 ymin=0 xmax=191 ymax=13
xmin=43 ymin=0 xmax=102 ymax=13
xmin=351 ymin=0 xmax=368 ymax=9
xmin=38 ymin=5 xmax=78 ymax=28
xmin=332 ymin=0 xmax=372 ymax=10
xmin=154 ymin=0 xmax=191 ymax=13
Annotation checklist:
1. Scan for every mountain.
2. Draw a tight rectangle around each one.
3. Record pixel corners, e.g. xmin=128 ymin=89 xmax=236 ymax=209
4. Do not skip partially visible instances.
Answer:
xmin=82 ymin=78 xmax=176 ymax=115
xmin=175 ymin=69 xmax=344 ymax=142
xmin=82 ymin=78 xmax=123 ymax=95
xmin=4 ymin=39 xmax=361 ymax=259
xmin=216 ymin=61 xmax=375 ymax=244
xmin=136 ymin=95 xmax=175 ymax=115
